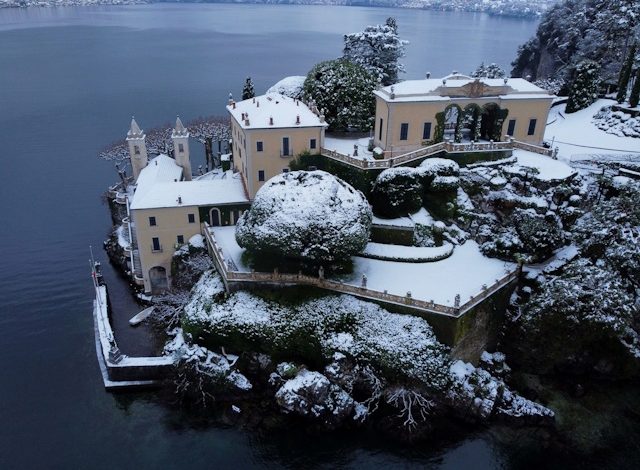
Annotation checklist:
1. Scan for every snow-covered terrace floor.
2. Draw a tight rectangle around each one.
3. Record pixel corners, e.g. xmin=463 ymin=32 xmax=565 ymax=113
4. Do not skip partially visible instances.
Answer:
xmin=324 ymin=134 xmax=375 ymax=160
xmin=211 ymin=226 xmax=514 ymax=308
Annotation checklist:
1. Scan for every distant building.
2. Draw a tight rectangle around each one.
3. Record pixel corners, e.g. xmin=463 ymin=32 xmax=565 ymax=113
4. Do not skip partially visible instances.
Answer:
xmin=373 ymin=73 xmax=554 ymax=156
xmin=226 ymin=93 xmax=328 ymax=199
xmin=124 ymin=118 xmax=250 ymax=293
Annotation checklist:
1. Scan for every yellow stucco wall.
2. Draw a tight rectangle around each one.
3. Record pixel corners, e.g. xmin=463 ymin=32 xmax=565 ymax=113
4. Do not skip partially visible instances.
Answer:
xmin=230 ymin=115 xmax=325 ymax=198
xmin=132 ymin=206 xmax=201 ymax=293
xmin=373 ymin=95 xmax=553 ymax=156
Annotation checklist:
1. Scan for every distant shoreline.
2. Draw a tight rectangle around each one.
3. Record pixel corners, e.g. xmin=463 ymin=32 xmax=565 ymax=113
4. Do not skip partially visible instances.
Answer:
xmin=0 ymin=1 xmax=549 ymax=20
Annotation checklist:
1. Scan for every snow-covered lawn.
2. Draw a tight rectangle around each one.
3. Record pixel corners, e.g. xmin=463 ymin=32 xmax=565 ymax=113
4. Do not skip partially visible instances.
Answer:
xmin=510 ymin=150 xmax=577 ymax=181
xmin=372 ymin=207 xmax=434 ymax=228
xmin=545 ymin=99 xmax=640 ymax=160
xmin=340 ymin=241 xmax=515 ymax=307
xmin=324 ymin=134 xmax=374 ymax=160
xmin=210 ymin=227 xmax=513 ymax=307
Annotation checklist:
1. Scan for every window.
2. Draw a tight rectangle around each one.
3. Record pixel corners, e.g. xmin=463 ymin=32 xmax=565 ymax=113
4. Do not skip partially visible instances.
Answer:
xmin=149 ymin=216 xmax=156 ymax=226
xmin=282 ymin=137 xmax=290 ymax=156
xmin=152 ymin=237 xmax=161 ymax=252
xmin=178 ymin=143 xmax=184 ymax=153
xmin=188 ymin=213 xmax=195 ymax=224
xmin=400 ymin=123 xmax=409 ymax=141
xmin=527 ymin=119 xmax=537 ymax=136
xmin=422 ymin=122 xmax=432 ymax=140
xmin=310 ymin=138 xmax=317 ymax=150
xmin=134 ymin=145 xmax=140 ymax=155
xmin=282 ymin=168 xmax=290 ymax=173
xmin=258 ymin=170 xmax=265 ymax=181
xmin=507 ymin=119 xmax=516 ymax=136
xmin=177 ymin=235 xmax=184 ymax=244
xmin=379 ymin=118 xmax=383 ymax=141
xmin=256 ymin=141 xmax=263 ymax=152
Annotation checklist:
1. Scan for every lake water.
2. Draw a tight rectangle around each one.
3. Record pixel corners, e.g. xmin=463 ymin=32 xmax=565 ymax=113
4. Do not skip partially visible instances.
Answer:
xmin=0 ymin=4 xmax=554 ymax=468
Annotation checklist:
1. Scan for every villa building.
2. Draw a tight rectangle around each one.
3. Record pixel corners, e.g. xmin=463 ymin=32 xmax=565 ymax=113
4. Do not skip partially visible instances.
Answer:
xmin=124 ymin=118 xmax=250 ymax=293
xmin=373 ymin=73 xmax=554 ymax=157
xmin=227 ymin=93 xmax=328 ymax=199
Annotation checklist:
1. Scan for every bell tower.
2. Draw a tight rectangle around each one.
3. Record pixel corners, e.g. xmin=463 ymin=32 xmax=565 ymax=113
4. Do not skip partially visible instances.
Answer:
xmin=172 ymin=116 xmax=192 ymax=181
xmin=126 ymin=117 xmax=148 ymax=181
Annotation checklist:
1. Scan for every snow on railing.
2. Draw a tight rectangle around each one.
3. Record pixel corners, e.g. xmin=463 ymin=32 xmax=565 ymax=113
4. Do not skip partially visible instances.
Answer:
xmin=321 ymin=139 xmax=525 ymax=171
xmin=203 ymin=224 xmax=520 ymax=318
xmin=512 ymin=140 xmax=553 ymax=156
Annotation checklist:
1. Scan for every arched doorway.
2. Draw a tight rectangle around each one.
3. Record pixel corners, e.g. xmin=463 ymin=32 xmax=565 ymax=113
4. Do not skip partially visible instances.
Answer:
xmin=149 ymin=266 xmax=168 ymax=293
xmin=462 ymin=104 xmax=482 ymax=142
xmin=443 ymin=104 xmax=463 ymax=142
xmin=210 ymin=208 xmax=221 ymax=226
xmin=480 ymin=103 xmax=508 ymax=141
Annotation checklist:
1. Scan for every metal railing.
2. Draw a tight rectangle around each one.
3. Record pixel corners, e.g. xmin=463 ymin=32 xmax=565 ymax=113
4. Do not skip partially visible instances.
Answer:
xmin=203 ymin=223 xmax=519 ymax=318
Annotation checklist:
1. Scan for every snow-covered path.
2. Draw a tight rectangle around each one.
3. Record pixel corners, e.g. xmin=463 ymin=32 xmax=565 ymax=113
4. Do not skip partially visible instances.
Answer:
xmin=545 ymin=99 xmax=640 ymax=161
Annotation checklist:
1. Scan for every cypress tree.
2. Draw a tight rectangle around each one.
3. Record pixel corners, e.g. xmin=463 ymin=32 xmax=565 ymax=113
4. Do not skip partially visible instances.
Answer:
xmin=242 ymin=77 xmax=255 ymax=100
xmin=616 ymin=43 xmax=636 ymax=103
xmin=566 ymin=60 xmax=600 ymax=113
xmin=629 ymin=68 xmax=640 ymax=108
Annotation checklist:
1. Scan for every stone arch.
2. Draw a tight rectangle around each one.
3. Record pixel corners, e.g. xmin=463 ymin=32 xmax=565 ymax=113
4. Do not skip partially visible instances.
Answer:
xmin=443 ymin=104 xmax=464 ymax=142
xmin=149 ymin=266 xmax=168 ymax=293
xmin=462 ymin=103 xmax=483 ymax=142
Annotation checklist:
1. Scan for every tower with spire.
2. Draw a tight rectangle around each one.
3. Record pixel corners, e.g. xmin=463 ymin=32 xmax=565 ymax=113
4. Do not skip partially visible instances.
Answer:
xmin=126 ymin=117 xmax=148 ymax=181
xmin=172 ymin=116 xmax=192 ymax=181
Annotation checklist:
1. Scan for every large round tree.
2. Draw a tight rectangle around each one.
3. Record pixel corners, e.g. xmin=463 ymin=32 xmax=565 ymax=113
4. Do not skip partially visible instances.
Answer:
xmin=303 ymin=59 xmax=376 ymax=131
xmin=236 ymin=170 xmax=372 ymax=264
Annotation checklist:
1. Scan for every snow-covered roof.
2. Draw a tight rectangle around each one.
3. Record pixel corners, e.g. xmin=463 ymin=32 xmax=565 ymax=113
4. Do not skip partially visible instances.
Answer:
xmin=227 ymin=93 xmax=328 ymax=130
xmin=374 ymin=74 xmax=553 ymax=103
xmin=130 ymin=155 xmax=248 ymax=210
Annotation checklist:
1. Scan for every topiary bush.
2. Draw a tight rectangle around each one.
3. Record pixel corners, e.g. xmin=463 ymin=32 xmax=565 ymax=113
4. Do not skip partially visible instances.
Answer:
xmin=236 ymin=170 xmax=372 ymax=264
xmin=370 ymin=167 xmax=423 ymax=218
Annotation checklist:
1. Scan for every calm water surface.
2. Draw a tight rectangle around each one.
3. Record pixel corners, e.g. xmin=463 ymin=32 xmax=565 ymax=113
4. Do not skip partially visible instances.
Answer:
xmin=0 ymin=4 xmax=552 ymax=468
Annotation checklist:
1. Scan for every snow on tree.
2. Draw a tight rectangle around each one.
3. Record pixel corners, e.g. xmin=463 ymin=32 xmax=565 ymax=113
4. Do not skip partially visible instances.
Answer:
xmin=629 ymin=68 xmax=640 ymax=108
xmin=616 ymin=43 xmax=637 ymax=103
xmin=511 ymin=208 xmax=564 ymax=262
xmin=370 ymin=167 xmax=423 ymax=218
xmin=266 ymin=75 xmax=305 ymax=99
xmin=303 ymin=59 xmax=377 ymax=131
xmin=242 ymin=76 xmax=255 ymax=100
xmin=566 ymin=60 xmax=600 ymax=113
xmin=342 ymin=17 xmax=408 ymax=86
xmin=235 ymin=170 xmax=372 ymax=264
xmin=471 ymin=62 xmax=507 ymax=79
xmin=511 ymin=0 xmax=640 ymax=85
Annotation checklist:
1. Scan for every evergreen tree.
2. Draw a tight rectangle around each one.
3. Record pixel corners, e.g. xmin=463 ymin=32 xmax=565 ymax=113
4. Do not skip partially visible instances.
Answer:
xmin=471 ymin=62 xmax=506 ymax=79
xmin=343 ymin=17 xmax=408 ymax=86
xmin=566 ymin=60 xmax=600 ymax=113
xmin=242 ymin=76 xmax=255 ymax=100
xmin=629 ymin=68 xmax=640 ymax=108
xmin=616 ymin=43 xmax=637 ymax=103
xmin=303 ymin=59 xmax=377 ymax=131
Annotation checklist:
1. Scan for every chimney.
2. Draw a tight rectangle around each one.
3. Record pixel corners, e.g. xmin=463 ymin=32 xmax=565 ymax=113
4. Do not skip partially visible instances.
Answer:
xmin=244 ymin=118 xmax=250 ymax=126
xmin=320 ymin=114 xmax=325 ymax=123
xmin=296 ymin=115 xmax=300 ymax=125
xmin=504 ymin=78 xmax=508 ymax=84
xmin=443 ymin=79 xmax=447 ymax=85
xmin=269 ymin=116 xmax=273 ymax=126
xmin=426 ymin=72 xmax=431 ymax=79
xmin=526 ymin=74 xmax=532 ymax=81
xmin=232 ymin=102 xmax=236 ymax=109
xmin=257 ymin=100 xmax=260 ymax=108
xmin=252 ymin=97 xmax=255 ymax=103
xmin=228 ymin=93 xmax=233 ymax=105
xmin=177 ymin=196 xmax=182 ymax=204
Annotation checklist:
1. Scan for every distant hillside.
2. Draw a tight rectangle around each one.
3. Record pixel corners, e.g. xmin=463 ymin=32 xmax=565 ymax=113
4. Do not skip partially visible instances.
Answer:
xmin=511 ymin=0 xmax=640 ymax=84
xmin=1 ymin=0 xmax=557 ymax=19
